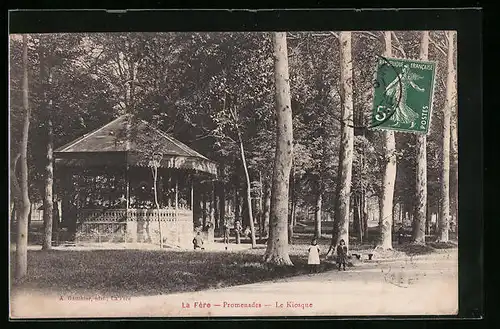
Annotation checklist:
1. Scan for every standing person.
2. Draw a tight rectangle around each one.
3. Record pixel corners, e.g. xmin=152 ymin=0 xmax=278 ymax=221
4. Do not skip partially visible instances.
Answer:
xmin=234 ymin=220 xmax=242 ymax=244
xmin=397 ymin=226 xmax=405 ymax=245
xmin=223 ymin=222 xmax=230 ymax=245
xmin=308 ymin=238 xmax=321 ymax=273
xmin=336 ymin=239 xmax=348 ymax=271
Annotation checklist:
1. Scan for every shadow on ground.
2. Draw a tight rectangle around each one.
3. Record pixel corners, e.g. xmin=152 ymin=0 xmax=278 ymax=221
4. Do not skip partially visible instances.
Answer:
xmin=394 ymin=241 xmax=458 ymax=256
xmin=10 ymin=249 xmax=339 ymax=297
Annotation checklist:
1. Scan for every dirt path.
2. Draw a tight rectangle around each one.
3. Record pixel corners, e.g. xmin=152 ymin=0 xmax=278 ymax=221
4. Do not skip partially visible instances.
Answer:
xmin=10 ymin=249 xmax=457 ymax=318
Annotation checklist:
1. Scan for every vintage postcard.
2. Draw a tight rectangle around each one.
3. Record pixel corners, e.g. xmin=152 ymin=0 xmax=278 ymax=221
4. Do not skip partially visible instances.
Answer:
xmin=9 ymin=18 xmax=465 ymax=318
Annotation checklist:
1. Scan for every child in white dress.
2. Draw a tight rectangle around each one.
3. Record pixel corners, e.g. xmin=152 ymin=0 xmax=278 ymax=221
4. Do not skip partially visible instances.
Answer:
xmin=308 ymin=238 xmax=320 ymax=273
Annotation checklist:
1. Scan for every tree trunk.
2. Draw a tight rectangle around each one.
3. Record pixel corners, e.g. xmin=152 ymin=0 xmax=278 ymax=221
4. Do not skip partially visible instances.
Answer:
xmin=392 ymin=202 xmax=397 ymax=227
xmin=258 ymin=171 xmax=263 ymax=240
xmin=209 ymin=185 xmax=215 ymax=226
xmin=353 ymin=195 xmax=359 ymax=235
xmin=129 ymin=61 xmax=137 ymax=112
xmin=377 ymin=31 xmax=397 ymax=250
xmin=412 ymin=31 xmax=429 ymax=245
xmin=15 ymin=34 xmax=31 ymax=280
xmin=450 ymin=129 xmax=458 ymax=230
xmin=53 ymin=201 xmax=60 ymax=243
xmin=234 ymin=187 xmax=240 ymax=223
xmin=202 ymin=192 xmax=207 ymax=228
xmin=264 ymin=32 xmax=293 ymax=266
xmin=152 ymin=166 xmax=162 ymax=248
xmin=28 ymin=203 xmax=33 ymax=232
xmin=42 ymin=51 xmax=54 ymax=250
xmin=357 ymin=195 xmax=364 ymax=242
xmin=291 ymin=174 xmax=297 ymax=229
xmin=436 ymin=200 xmax=441 ymax=234
xmin=213 ymin=182 xmax=219 ymax=231
xmin=438 ymin=31 xmax=455 ymax=242
xmin=11 ymin=202 xmax=16 ymax=233
xmin=315 ymin=188 xmax=322 ymax=239
xmin=358 ymin=204 xmax=364 ymax=243
xmin=287 ymin=168 xmax=295 ymax=244
xmin=235 ymin=213 xmax=241 ymax=245
xmin=399 ymin=202 xmax=403 ymax=224
xmin=362 ymin=193 xmax=368 ymax=239
xmin=219 ymin=183 xmax=226 ymax=233
xmin=358 ymin=195 xmax=364 ymax=242
xmin=426 ymin=204 xmax=431 ymax=235
xmin=263 ymin=182 xmax=271 ymax=238
xmin=331 ymin=31 xmax=354 ymax=250
xmin=358 ymin=144 xmax=365 ymax=244
xmin=449 ymin=34 xmax=459 ymax=234
xmin=238 ymin=133 xmax=257 ymax=248
xmin=238 ymin=191 xmax=244 ymax=224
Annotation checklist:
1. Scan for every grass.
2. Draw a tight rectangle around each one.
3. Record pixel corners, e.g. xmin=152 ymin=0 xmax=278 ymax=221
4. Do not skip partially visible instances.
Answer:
xmin=10 ymin=249 xmax=338 ymax=297
xmin=428 ymin=241 xmax=458 ymax=249
xmin=382 ymin=240 xmax=458 ymax=257
xmin=11 ymin=220 xmax=457 ymax=297
xmin=226 ymin=229 xmax=457 ymax=259
xmin=392 ymin=244 xmax=433 ymax=257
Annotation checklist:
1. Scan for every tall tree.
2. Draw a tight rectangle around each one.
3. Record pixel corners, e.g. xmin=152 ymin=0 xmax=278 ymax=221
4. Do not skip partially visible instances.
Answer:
xmin=40 ymin=35 xmax=54 ymax=250
xmin=212 ymin=98 xmax=258 ymax=248
xmin=286 ymin=32 xmax=340 ymax=245
xmin=264 ymin=32 xmax=293 ymax=266
xmin=314 ymin=179 xmax=322 ymax=238
xmin=151 ymin=153 xmax=164 ymax=248
xmin=90 ymin=33 xmax=147 ymax=114
xmin=124 ymin=117 xmax=180 ymax=248
xmin=331 ymin=31 xmax=354 ymax=248
xmin=236 ymin=109 xmax=257 ymax=248
xmin=14 ymin=34 xmax=32 ymax=280
xmin=256 ymin=172 xmax=264 ymax=239
xmin=377 ymin=31 xmax=397 ymax=250
xmin=262 ymin=181 xmax=271 ymax=238
xmin=450 ymin=103 xmax=458 ymax=229
xmin=412 ymin=31 xmax=429 ymax=244
xmin=449 ymin=36 xmax=458 ymax=232
xmin=288 ymin=164 xmax=296 ymax=244
xmin=438 ymin=31 xmax=456 ymax=242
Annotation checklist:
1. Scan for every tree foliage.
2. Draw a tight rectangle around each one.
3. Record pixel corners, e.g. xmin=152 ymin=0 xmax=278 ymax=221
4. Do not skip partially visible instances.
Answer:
xmin=9 ymin=30 xmax=457 ymax=261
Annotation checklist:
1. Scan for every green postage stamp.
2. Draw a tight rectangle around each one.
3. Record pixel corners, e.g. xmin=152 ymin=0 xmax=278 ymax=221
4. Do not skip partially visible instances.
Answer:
xmin=371 ymin=57 xmax=437 ymax=134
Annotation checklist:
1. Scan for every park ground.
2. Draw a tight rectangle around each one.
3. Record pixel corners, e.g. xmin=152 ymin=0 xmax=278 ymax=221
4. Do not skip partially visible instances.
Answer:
xmin=9 ymin=228 xmax=458 ymax=318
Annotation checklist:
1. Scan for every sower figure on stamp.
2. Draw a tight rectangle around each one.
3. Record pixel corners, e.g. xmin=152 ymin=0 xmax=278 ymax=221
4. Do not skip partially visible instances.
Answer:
xmin=308 ymin=238 xmax=321 ymax=273
xmin=384 ymin=64 xmax=425 ymax=128
xmin=336 ymin=239 xmax=348 ymax=271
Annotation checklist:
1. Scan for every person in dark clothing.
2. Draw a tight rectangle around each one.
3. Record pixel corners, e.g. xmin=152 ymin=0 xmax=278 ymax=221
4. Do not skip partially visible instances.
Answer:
xmin=193 ymin=232 xmax=205 ymax=250
xmin=397 ymin=226 xmax=405 ymax=245
xmin=223 ymin=223 xmax=230 ymax=244
xmin=336 ymin=239 xmax=348 ymax=271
